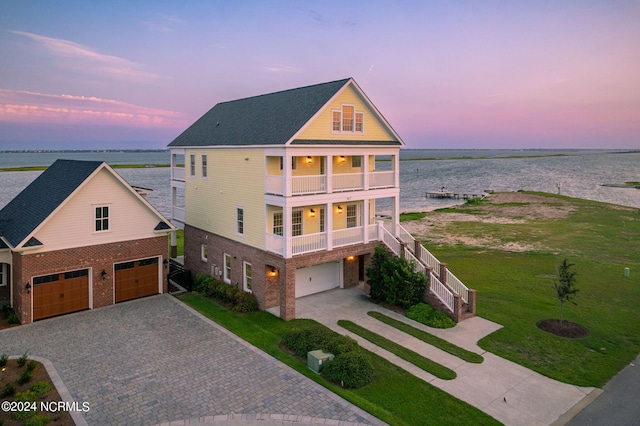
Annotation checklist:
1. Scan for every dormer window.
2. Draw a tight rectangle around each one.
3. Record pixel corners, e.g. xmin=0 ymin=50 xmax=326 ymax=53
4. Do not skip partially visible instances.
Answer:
xmin=332 ymin=105 xmax=364 ymax=133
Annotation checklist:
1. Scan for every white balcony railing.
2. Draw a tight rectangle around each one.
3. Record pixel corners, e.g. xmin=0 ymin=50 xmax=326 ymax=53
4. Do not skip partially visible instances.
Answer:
xmin=265 ymin=175 xmax=284 ymax=195
xmin=171 ymin=167 xmax=186 ymax=182
xmin=291 ymin=175 xmax=326 ymax=195
xmin=369 ymin=170 xmax=394 ymax=188
xmin=333 ymin=226 xmax=364 ymax=248
xmin=265 ymin=233 xmax=284 ymax=255
xmin=333 ymin=173 xmax=364 ymax=192
xmin=172 ymin=206 xmax=185 ymax=223
xmin=291 ymin=232 xmax=327 ymax=255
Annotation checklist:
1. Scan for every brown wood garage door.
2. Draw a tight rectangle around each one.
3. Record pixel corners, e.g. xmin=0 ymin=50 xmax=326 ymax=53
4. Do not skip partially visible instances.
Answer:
xmin=115 ymin=257 xmax=159 ymax=303
xmin=32 ymin=269 xmax=89 ymax=321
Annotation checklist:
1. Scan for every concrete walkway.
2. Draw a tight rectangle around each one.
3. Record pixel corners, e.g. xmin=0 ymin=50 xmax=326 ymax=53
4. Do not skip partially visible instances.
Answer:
xmin=296 ymin=286 xmax=599 ymax=426
xmin=0 ymin=295 xmax=383 ymax=426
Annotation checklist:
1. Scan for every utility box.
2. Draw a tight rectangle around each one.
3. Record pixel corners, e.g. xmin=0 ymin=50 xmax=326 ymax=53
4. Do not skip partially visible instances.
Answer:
xmin=307 ymin=350 xmax=334 ymax=373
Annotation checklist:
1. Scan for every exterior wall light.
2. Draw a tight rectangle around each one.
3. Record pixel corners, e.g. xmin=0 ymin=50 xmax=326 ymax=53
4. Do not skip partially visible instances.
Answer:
xmin=101 ymin=269 xmax=107 ymax=280
xmin=339 ymin=156 xmax=345 ymax=162
xmin=310 ymin=209 xmax=316 ymax=217
xmin=25 ymin=282 xmax=31 ymax=294
xmin=337 ymin=205 xmax=343 ymax=214
xmin=306 ymin=156 xmax=312 ymax=164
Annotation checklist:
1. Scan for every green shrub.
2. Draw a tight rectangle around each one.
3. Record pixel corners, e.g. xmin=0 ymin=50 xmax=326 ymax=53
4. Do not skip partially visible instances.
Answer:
xmin=233 ymin=291 xmax=259 ymax=313
xmin=213 ymin=282 xmax=232 ymax=301
xmin=325 ymin=335 xmax=359 ymax=356
xmin=18 ymin=369 xmax=33 ymax=384
xmin=17 ymin=351 xmax=28 ymax=367
xmin=0 ymin=353 xmax=8 ymax=367
xmin=407 ymin=303 xmax=455 ymax=329
xmin=1 ymin=383 xmax=16 ymax=397
xmin=31 ymin=381 xmax=52 ymax=396
xmin=224 ymin=285 xmax=240 ymax=303
xmin=6 ymin=312 xmax=20 ymax=324
xmin=194 ymin=273 xmax=215 ymax=296
xmin=25 ymin=415 xmax=50 ymax=426
xmin=367 ymin=245 xmax=426 ymax=309
xmin=27 ymin=360 xmax=38 ymax=372
xmin=281 ymin=325 xmax=335 ymax=357
xmin=322 ymin=351 xmax=374 ymax=388
xmin=11 ymin=390 xmax=38 ymax=420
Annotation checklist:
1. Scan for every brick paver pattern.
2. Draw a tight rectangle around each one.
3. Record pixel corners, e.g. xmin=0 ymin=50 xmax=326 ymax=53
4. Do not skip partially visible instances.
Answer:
xmin=0 ymin=295 xmax=382 ymax=425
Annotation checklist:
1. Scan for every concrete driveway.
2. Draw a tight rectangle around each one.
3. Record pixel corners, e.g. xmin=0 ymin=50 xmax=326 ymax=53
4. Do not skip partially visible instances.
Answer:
xmin=0 ymin=295 xmax=383 ymax=426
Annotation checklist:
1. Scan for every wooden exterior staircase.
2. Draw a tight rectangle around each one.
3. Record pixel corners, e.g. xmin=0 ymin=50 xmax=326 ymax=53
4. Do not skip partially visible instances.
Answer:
xmin=378 ymin=222 xmax=476 ymax=322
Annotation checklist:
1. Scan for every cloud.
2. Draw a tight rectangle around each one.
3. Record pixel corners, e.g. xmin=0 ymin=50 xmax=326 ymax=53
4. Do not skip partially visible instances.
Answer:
xmin=140 ymin=13 xmax=184 ymax=32
xmin=9 ymin=30 xmax=162 ymax=82
xmin=264 ymin=66 xmax=301 ymax=73
xmin=0 ymin=88 xmax=186 ymax=128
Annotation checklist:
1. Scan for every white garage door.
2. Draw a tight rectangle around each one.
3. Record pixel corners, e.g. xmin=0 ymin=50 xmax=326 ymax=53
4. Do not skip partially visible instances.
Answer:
xmin=295 ymin=261 xmax=341 ymax=298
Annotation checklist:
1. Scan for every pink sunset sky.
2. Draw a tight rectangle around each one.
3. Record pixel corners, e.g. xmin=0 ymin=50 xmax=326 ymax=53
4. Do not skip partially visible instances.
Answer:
xmin=0 ymin=1 xmax=638 ymax=150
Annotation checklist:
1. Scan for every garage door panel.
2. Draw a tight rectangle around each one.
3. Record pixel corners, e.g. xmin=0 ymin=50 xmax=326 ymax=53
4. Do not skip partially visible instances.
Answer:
xmin=295 ymin=261 xmax=340 ymax=298
xmin=115 ymin=258 xmax=159 ymax=303
xmin=33 ymin=270 xmax=89 ymax=321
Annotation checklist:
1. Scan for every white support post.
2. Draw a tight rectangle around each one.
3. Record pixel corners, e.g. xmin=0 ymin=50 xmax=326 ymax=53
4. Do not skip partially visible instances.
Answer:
xmin=363 ymin=197 xmax=370 ymax=243
xmin=284 ymin=154 xmax=292 ymax=197
xmin=326 ymin=155 xmax=333 ymax=194
xmin=363 ymin=155 xmax=369 ymax=190
xmin=326 ymin=202 xmax=333 ymax=251
xmin=284 ymin=206 xmax=291 ymax=258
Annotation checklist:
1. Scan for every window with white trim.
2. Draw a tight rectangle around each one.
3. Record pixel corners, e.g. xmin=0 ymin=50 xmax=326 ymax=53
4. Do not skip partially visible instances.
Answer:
xmin=224 ymin=253 xmax=231 ymax=283
xmin=291 ymin=156 xmax=297 ymax=170
xmin=237 ymin=207 xmax=244 ymax=235
xmin=202 ymin=154 xmax=208 ymax=178
xmin=0 ymin=263 xmax=6 ymax=286
xmin=319 ymin=207 xmax=325 ymax=233
xmin=273 ymin=211 xmax=283 ymax=236
xmin=95 ymin=206 xmax=109 ymax=232
xmin=332 ymin=105 xmax=364 ymax=133
xmin=243 ymin=261 xmax=252 ymax=293
xmin=347 ymin=204 xmax=357 ymax=228
xmin=190 ymin=154 xmax=196 ymax=177
xmin=352 ymin=156 xmax=362 ymax=168
xmin=292 ymin=210 xmax=302 ymax=236
xmin=201 ymin=244 xmax=208 ymax=262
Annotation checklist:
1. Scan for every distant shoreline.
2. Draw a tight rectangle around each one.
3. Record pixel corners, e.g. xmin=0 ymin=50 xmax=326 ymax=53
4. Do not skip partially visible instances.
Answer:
xmin=0 ymin=164 xmax=170 ymax=172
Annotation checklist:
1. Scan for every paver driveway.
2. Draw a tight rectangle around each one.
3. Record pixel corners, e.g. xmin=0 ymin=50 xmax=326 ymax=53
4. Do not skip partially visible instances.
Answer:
xmin=0 ymin=295 xmax=383 ymax=426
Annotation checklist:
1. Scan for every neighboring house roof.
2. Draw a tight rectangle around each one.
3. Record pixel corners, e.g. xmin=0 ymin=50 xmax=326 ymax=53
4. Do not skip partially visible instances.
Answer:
xmin=168 ymin=78 xmax=402 ymax=147
xmin=0 ymin=159 xmax=174 ymax=250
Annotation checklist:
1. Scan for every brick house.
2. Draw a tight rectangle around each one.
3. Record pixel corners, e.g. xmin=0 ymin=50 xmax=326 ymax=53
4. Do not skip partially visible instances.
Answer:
xmin=0 ymin=159 xmax=174 ymax=324
xmin=168 ymin=78 xmax=407 ymax=320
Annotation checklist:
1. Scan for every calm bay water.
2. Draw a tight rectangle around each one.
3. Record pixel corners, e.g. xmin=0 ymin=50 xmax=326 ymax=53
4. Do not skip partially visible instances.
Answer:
xmin=1 ymin=150 xmax=639 ymax=217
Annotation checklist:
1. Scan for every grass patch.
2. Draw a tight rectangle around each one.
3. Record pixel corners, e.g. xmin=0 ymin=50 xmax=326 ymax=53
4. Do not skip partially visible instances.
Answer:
xmin=400 ymin=211 xmax=428 ymax=222
xmin=178 ymin=293 xmax=498 ymax=425
xmin=367 ymin=312 xmax=483 ymax=363
xmin=422 ymin=192 xmax=640 ymax=387
xmin=338 ymin=320 xmax=456 ymax=380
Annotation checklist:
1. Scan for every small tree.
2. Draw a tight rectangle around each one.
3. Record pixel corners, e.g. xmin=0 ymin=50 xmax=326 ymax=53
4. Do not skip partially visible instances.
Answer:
xmin=553 ymin=259 xmax=578 ymax=324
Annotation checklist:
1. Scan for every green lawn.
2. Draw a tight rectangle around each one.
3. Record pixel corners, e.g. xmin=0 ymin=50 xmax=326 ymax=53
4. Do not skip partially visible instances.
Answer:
xmin=178 ymin=293 xmax=500 ymax=426
xmin=414 ymin=192 xmax=640 ymax=387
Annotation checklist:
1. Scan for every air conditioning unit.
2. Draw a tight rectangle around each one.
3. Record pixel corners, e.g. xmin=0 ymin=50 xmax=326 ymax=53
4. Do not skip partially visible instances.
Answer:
xmin=307 ymin=350 xmax=334 ymax=373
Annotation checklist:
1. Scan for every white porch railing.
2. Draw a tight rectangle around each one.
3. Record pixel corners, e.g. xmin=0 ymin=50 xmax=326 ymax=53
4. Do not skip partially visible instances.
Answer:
xmin=430 ymin=271 xmax=454 ymax=312
xmin=369 ymin=170 xmax=395 ymax=188
xmin=172 ymin=206 xmax=185 ymax=223
xmin=333 ymin=173 xmax=364 ymax=192
xmin=404 ymin=247 xmax=426 ymax=274
xmin=367 ymin=223 xmax=379 ymax=241
xmin=291 ymin=175 xmax=326 ymax=194
xmin=380 ymin=225 xmax=401 ymax=257
xmin=333 ymin=226 xmax=364 ymax=248
xmin=171 ymin=167 xmax=185 ymax=181
xmin=266 ymin=233 xmax=284 ymax=255
xmin=418 ymin=244 xmax=441 ymax=275
xmin=265 ymin=175 xmax=284 ymax=195
xmin=446 ymin=269 xmax=468 ymax=304
xmin=291 ymin=232 xmax=327 ymax=255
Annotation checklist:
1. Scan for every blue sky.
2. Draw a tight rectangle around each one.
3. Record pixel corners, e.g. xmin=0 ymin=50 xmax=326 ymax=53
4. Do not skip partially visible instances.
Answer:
xmin=1 ymin=0 xmax=639 ymax=150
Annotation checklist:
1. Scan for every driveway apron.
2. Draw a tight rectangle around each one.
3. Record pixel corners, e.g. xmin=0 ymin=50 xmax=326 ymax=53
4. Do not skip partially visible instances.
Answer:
xmin=0 ymin=294 xmax=383 ymax=426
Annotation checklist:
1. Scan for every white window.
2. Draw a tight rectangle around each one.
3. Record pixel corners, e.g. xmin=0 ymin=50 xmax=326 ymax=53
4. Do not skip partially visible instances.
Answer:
xmin=352 ymin=156 xmax=362 ymax=168
xmin=292 ymin=210 xmax=302 ymax=236
xmin=291 ymin=156 xmax=297 ymax=170
xmin=95 ymin=206 xmax=109 ymax=232
xmin=237 ymin=207 xmax=244 ymax=235
xmin=0 ymin=263 xmax=6 ymax=286
xmin=273 ymin=211 xmax=283 ymax=236
xmin=319 ymin=207 xmax=325 ymax=233
xmin=202 ymin=154 xmax=208 ymax=178
xmin=190 ymin=154 xmax=196 ymax=177
xmin=201 ymin=244 xmax=208 ymax=262
xmin=243 ymin=261 xmax=252 ymax=293
xmin=224 ymin=253 xmax=232 ymax=283
xmin=347 ymin=204 xmax=357 ymax=228
xmin=332 ymin=105 xmax=364 ymax=133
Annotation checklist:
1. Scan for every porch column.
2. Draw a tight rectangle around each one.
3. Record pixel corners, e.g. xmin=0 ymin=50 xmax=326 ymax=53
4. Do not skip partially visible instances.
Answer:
xmin=326 ymin=202 xmax=333 ymax=251
xmin=284 ymin=206 xmax=291 ymax=258
xmin=392 ymin=195 xmax=400 ymax=238
xmin=326 ymin=155 xmax=333 ymax=194
xmin=170 ymin=230 xmax=178 ymax=258
xmin=363 ymin=154 xmax=370 ymax=190
xmin=393 ymin=154 xmax=400 ymax=188
xmin=363 ymin=197 xmax=370 ymax=243
xmin=284 ymin=154 xmax=292 ymax=197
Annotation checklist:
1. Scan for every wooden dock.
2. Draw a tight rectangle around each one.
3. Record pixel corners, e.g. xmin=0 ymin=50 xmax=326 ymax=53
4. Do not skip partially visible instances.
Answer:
xmin=426 ymin=191 xmax=486 ymax=200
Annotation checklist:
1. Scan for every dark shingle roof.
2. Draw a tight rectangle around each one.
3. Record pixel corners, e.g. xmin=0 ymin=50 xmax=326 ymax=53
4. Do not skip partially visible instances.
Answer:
xmin=168 ymin=79 xmax=355 ymax=147
xmin=0 ymin=159 xmax=103 ymax=248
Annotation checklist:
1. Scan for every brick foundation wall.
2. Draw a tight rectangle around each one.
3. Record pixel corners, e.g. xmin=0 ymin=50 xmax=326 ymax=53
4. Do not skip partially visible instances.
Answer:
xmin=184 ymin=224 xmax=379 ymax=320
xmin=13 ymin=236 xmax=168 ymax=324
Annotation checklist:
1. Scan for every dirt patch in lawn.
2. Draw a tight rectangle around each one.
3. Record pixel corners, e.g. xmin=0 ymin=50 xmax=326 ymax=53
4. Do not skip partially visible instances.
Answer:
xmin=402 ymin=192 xmax=575 ymax=252
xmin=0 ymin=359 xmax=75 ymax=425
xmin=536 ymin=319 xmax=590 ymax=339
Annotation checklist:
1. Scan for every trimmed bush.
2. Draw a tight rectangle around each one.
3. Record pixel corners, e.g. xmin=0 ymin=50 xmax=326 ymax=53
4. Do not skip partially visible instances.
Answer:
xmin=406 ymin=303 xmax=456 ymax=329
xmin=281 ymin=325 xmax=334 ymax=357
xmin=233 ymin=291 xmax=259 ymax=313
xmin=325 ymin=335 xmax=359 ymax=356
xmin=26 ymin=415 xmax=51 ymax=426
xmin=31 ymin=381 xmax=52 ymax=396
xmin=322 ymin=351 xmax=374 ymax=388
xmin=195 ymin=273 xmax=215 ymax=296
xmin=0 ymin=353 xmax=8 ymax=367
xmin=17 ymin=351 xmax=28 ymax=367
xmin=27 ymin=360 xmax=37 ymax=372
xmin=1 ymin=383 xmax=16 ymax=397
xmin=17 ymin=369 xmax=33 ymax=384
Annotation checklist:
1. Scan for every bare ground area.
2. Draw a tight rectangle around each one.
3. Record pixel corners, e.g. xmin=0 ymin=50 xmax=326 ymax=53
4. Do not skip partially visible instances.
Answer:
xmin=402 ymin=192 xmax=575 ymax=252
